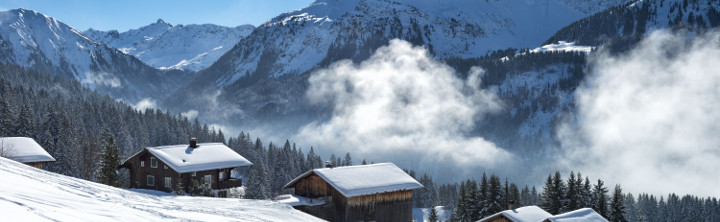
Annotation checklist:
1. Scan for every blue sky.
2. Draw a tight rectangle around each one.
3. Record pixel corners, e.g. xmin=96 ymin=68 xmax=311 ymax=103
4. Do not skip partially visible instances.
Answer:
xmin=0 ymin=0 xmax=315 ymax=31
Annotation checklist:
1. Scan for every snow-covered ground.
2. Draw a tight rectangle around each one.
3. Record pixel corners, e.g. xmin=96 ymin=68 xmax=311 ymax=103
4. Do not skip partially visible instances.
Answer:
xmin=530 ymin=41 xmax=594 ymax=54
xmin=0 ymin=156 xmax=322 ymax=221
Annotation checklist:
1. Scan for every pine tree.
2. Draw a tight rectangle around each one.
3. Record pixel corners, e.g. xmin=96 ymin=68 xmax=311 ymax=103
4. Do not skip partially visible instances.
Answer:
xmin=174 ymin=175 xmax=185 ymax=195
xmin=609 ymin=184 xmax=627 ymax=222
xmin=14 ymin=102 xmax=34 ymax=137
xmin=245 ymin=158 xmax=271 ymax=199
xmin=552 ymin=171 xmax=566 ymax=213
xmin=477 ymin=173 xmax=489 ymax=217
xmin=487 ymin=175 xmax=504 ymax=215
xmin=428 ymin=206 xmax=440 ymax=222
xmin=541 ymin=174 xmax=555 ymax=213
xmin=593 ymin=179 xmax=609 ymax=219
xmin=0 ymin=98 xmax=14 ymax=136
xmin=98 ymin=135 xmax=121 ymax=187
xmin=566 ymin=171 xmax=579 ymax=211
xmin=343 ymin=152 xmax=352 ymax=166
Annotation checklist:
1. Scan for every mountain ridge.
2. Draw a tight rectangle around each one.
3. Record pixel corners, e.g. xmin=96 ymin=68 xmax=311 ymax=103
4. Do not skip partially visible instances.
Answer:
xmin=84 ymin=20 xmax=254 ymax=71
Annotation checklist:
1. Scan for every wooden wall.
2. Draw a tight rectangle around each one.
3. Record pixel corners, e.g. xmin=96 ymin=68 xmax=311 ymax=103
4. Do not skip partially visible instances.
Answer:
xmin=294 ymin=174 xmax=329 ymax=198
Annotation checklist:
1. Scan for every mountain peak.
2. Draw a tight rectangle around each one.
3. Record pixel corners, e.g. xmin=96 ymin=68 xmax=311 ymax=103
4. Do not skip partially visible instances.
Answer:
xmin=156 ymin=18 xmax=166 ymax=24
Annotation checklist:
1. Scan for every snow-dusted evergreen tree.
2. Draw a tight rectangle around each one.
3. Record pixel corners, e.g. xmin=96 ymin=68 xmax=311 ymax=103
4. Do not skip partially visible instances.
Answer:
xmin=623 ymin=193 xmax=636 ymax=222
xmin=566 ymin=171 xmax=579 ymax=211
xmin=415 ymin=173 xmax=439 ymax=208
xmin=305 ymin=146 xmax=322 ymax=171
xmin=14 ymin=102 xmax=34 ymax=137
xmin=593 ymin=179 xmax=609 ymax=219
xmin=342 ymin=152 xmax=352 ymax=166
xmin=507 ymin=182 xmax=520 ymax=209
xmin=520 ymin=185 xmax=532 ymax=206
xmin=477 ymin=173 xmax=489 ymax=217
xmin=486 ymin=175 xmax=505 ymax=215
xmin=428 ymin=206 xmax=440 ymax=222
xmin=609 ymin=184 xmax=627 ymax=222
xmin=98 ymin=134 xmax=121 ymax=187
xmin=531 ymin=186 xmax=539 ymax=206
xmin=540 ymin=175 xmax=555 ymax=213
xmin=0 ymin=98 xmax=15 ymax=136
xmin=582 ymin=176 xmax=594 ymax=208
xmin=245 ymin=158 xmax=271 ymax=199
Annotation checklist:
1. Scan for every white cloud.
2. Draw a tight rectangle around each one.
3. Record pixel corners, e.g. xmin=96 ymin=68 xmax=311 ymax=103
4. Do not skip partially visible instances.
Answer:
xmin=181 ymin=109 xmax=199 ymax=120
xmin=81 ymin=72 xmax=121 ymax=88
xmin=135 ymin=98 xmax=156 ymax=111
xmin=559 ymin=30 xmax=720 ymax=196
xmin=296 ymin=39 xmax=513 ymax=172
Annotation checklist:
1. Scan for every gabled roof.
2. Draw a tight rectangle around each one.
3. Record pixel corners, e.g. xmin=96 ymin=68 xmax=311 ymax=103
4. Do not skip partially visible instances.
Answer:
xmin=284 ymin=163 xmax=423 ymax=198
xmin=546 ymin=208 xmax=608 ymax=222
xmin=0 ymin=137 xmax=55 ymax=163
xmin=124 ymin=143 xmax=252 ymax=173
xmin=478 ymin=206 xmax=552 ymax=222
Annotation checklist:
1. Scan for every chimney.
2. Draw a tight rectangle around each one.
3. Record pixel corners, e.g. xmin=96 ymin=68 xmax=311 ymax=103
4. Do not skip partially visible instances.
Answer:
xmin=190 ymin=137 xmax=198 ymax=148
xmin=508 ymin=199 xmax=516 ymax=210
xmin=325 ymin=161 xmax=333 ymax=168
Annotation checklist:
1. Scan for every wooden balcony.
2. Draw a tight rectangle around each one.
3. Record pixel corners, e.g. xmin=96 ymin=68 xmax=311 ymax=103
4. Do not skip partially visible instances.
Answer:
xmin=217 ymin=178 xmax=242 ymax=190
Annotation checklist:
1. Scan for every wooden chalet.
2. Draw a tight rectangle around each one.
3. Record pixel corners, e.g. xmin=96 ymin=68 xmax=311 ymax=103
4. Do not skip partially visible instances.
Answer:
xmin=478 ymin=206 xmax=552 ymax=222
xmin=282 ymin=162 xmax=423 ymax=222
xmin=0 ymin=137 xmax=55 ymax=169
xmin=120 ymin=138 xmax=252 ymax=197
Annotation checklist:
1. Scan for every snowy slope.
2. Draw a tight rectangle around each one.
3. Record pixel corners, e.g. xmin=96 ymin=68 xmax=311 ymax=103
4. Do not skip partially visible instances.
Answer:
xmin=84 ymin=20 xmax=254 ymax=71
xmin=0 ymin=8 xmax=187 ymax=103
xmin=0 ymin=156 xmax=322 ymax=221
xmin=192 ymin=0 xmax=627 ymax=88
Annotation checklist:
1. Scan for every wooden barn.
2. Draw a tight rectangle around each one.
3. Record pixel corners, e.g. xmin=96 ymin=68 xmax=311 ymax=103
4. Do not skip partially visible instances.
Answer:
xmin=478 ymin=205 xmax=552 ymax=222
xmin=120 ymin=138 xmax=252 ymax=197
xmin=282 ymin=162 xmax=423 ymax=222
xmin=0 ymin=137 xmax=55 ymax=169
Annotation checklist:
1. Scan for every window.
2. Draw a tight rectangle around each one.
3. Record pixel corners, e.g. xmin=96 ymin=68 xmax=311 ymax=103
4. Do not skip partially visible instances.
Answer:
xmin=191 ymin=172 xmax=197 ymax=177
xmin=150 ymin=157 xmax=158 ymax=168
xmin=204 ymin=175 xmax=212 ymax=186
xmin=147 ymin=175 xmax=155 ymax=186
xmin=141 ymin=161 xmax=145 ymax=167
xmin=219 ymin=171 xmax=226 ymax=182
xmin=164 ymin=165 xmax=168 ymax=169
xmin=164 ymin=177 xmax=172 ymax=188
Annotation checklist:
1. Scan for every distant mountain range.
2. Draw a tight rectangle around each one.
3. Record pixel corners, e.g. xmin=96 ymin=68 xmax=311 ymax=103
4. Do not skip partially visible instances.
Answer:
xmin=0 ymin=8 xmax=203 ymax=103
xmin=3 ymin=0 xmax=718 ymax=162
xmin=84 ymin=20 xmax=254 ymax=71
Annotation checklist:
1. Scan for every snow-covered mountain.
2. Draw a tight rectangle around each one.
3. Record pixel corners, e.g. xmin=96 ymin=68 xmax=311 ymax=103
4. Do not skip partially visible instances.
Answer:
xmin=0 ymin=8 xmax=187 ymax=103
xmin=546 ymin=0 xmax=720 ymax=46
xmin=189 ymin=0 xmax=627 ymax=88
xmin=162 ymin=0 xmax=627 ymax=126
xmin=0 ymin=156 xmax=322 ymax=221
xmin=84 ymin=20 xmax=254 ymax=71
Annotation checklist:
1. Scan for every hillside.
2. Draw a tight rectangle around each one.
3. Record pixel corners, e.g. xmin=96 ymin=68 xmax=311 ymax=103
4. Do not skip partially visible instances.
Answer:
xmin=0 ymin=156 xmax=321 ymax=221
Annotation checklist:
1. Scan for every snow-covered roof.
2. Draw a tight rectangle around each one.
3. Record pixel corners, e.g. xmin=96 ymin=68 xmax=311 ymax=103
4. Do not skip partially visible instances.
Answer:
xmin=274 ymin=194 xmax=327 ymax=207
xmin=478 ymin=206 xmax=552 ymax=222
xmin=136 ymin=143 xmax=252 ymax=173
xmin=0 ymin=137 xmax=55 ymax=163
xmin=284 ymin=163 xmax=423 ymax=198
xmin=546 ymin=208 xmax=608 ymax=222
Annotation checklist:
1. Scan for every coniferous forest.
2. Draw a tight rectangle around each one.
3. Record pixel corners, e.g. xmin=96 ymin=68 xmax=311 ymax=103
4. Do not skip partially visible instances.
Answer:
xmin=2 ymin=62 xmax=719 ymax=221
